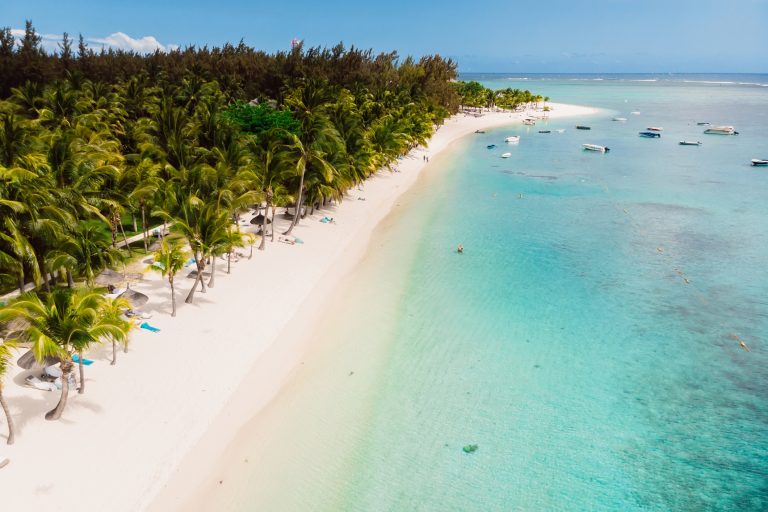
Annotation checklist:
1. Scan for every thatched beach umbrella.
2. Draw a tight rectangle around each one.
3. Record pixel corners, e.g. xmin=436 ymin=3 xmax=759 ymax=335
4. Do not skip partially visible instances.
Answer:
xmin=249 ymin=214 xmax=272 ymax=226
xmin=118 ymin=289 xmax=149 ymax=307
xmin=17 ymin=349 xmax=60 ymax=370
xmin=94 ymin=268 xmax=125 ymax=286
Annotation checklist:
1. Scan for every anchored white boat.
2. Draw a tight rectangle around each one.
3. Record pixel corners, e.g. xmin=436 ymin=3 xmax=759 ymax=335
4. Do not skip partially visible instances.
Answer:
xmin=504 ymin=136 xmax=520 ymax=143
xmin=647 ymin=126 xmax=663 ymax=132
xmin=501 ymin=152 xmax=512 ymax=158
xmin=679 ymin=141 xmax=702 ymax=146
xmin=583 ymin=144 xmax=610 ymax=153
xmin=751 ymin=158 xmax=768 ymax=166
xmin=704 ymin=125 xmax=737 ymax=135
xmin=612 ymin=117 xmax=627 ymax=121
xmin=523 ymin=118 xmax=535 ymax=125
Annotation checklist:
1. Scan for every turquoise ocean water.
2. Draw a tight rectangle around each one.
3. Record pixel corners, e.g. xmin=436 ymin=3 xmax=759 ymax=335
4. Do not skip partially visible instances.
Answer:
xmin=219 ymin=75 xmax=768 ymax=511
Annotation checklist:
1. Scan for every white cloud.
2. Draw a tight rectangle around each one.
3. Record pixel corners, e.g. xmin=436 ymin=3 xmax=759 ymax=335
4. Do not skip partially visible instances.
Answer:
xmin=88 ymin=32 xmax=177 ymax=53
xmin=11 ymin=28 xmax=177 ymax=54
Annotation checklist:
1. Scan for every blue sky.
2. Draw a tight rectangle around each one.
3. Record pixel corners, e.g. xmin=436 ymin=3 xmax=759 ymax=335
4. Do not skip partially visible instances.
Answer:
xmin=3 ymin=0 xmax=767 ymax=72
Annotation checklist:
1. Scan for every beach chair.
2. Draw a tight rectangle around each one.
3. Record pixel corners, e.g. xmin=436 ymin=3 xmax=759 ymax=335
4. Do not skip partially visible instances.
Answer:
xmin=140 ymin=322 xmax=161 ymax=333
xmin=72 ymin=354 xmax=94 ymax=366
xmin=25 ymin=375 xmax=57 ymax=392
xmin=0 ymin=455 xmax=9 ymax=469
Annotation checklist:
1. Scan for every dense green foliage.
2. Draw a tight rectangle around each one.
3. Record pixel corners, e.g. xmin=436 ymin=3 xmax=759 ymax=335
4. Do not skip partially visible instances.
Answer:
xmin=0 ymin=21 xmax=462 ymax=299
xmin=453 ymin=80 xmax=547 ymax=110
xmin=222 ymin=101 xmax=300 ymax=136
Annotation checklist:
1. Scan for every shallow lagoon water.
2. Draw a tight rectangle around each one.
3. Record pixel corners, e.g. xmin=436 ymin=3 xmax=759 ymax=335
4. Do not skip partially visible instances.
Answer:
xmin=213 ymin=75 xmax=768 ymax=511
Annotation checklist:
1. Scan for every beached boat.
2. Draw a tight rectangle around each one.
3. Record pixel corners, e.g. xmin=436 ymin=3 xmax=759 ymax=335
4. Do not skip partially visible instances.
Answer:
xmin=751 ymin=158 xmax=768 ymax=166
xmin=612 ymin=117 xmax=627 ymax=121
xmin=583 ymin=144 xmax=609 ymax=153
xmin=486 ymin=144 xmax=496 ymax=149
xmin=501 ymin=152 xmax=512 ymax=158
xmin=523 ymin=118 xmax=535 ymax=125
xmin=639 ymin=131 xmax=661 ymax=138
xmin=679 ymin=141 xmax=702 ymax=146
xmin=646 ymin=127 xmax=663 ymax=132
xmin=576 ymin=125 xmax=591 ymax=130
xmin=504 ymin=136 xmax=520 ymax=143
xmin=704 ymin=125 xmax=737 ymax=135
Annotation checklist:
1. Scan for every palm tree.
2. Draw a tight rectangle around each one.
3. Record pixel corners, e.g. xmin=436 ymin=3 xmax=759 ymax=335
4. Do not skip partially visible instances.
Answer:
xmin=0 ymin=336 xmax=16 ymax=444
xmin=0 ymin=289 xmax=132 ymax=419
xmin=53 ymin=221 xmax=123 ymax=287
xmin=149 ymin=237 xmax=188 ymax=317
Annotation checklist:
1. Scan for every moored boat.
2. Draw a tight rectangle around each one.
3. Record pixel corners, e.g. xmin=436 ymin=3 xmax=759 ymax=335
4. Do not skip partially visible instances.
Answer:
xmin=679 ymin=141 xmax=702 ymax=146
xmin=583 ymin=143 xmax=609 ymax=153
xmin=612 ymin=117 xmax=627 ymax=121
xmin=630 ymin=111 xmax=641 ymax=115
xmin=751 ymin=158 xmax=768 ymax=166
xmin=523 ymin=118 xmax=535 ymax=125
xmin=486 ymin=144 xmax=496 ymax=149
xmin=704 ymin=125 xmax=737 ymax=135
xmin=696 ymin=122 xmax=710 ymax=126
xmin=501 ymin=152 xmax=512 ymax=158
xmin=538 ymin=130 xmax=551 ymax=133
xmin=504 ymin=135 xmax=520 ymax=143
xmin=639 ymin=131 xmax=661 ymax=138
xmin=576 ymin=125 xmax=591 ymax=130
xmin=647 ymin=126 xmax=663 ymax=132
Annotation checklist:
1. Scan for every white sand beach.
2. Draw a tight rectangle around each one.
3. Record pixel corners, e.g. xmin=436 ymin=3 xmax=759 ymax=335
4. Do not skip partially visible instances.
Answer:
xmin=0 ymin=103 xmax=597 ymax=511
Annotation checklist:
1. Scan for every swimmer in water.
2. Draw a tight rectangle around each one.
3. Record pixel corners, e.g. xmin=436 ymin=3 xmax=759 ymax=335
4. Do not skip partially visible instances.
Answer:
xmin=457 ymin=244 xmax=464 ymax=254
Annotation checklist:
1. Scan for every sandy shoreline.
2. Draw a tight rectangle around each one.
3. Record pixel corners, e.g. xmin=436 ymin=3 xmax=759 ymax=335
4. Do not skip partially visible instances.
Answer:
xmin=0 ymin=103 xmax=597 ymax=511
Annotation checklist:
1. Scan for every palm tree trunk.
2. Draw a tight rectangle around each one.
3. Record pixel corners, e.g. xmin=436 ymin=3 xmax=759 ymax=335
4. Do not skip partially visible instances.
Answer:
xmin=66 ymin=268 xmax=74 ymax=288
xmin=0 ymin=387 xmax=14 ymax=444
xmin=37 ymin=254 xmax=50 ymax=293
xmin=111 ymin=340 xmax=117 ymax=365
xmin=258 ymin=199 xmax=271 ymax=251
xmin=208 ymin=255 xmax=216 ymax=288
xmin=141 ymin=203 xmax=148 ymax=252
xmin=170 ymin=275 xmax=177 ymax=316
xmin=17 ymin=269 xmax=24 ymax=294
xmin=270 ymin=207 xmax=276 ymax=242
xmin=227 ymin=253 xmax=231 ymax=274
xmin=77 ymin=350 xmax=85 ymax=394
xmin=132 ymin=212 xmax=138 ymax=233
xmin=46 ymin=360 xmax=73 ymax=420
xmin=284 ymin=173 xmax=305 ymax=235
xmin=118 ymin=219 xmax=132 ymax=255
xmin=185 ymin=252 xmax=204 ymax=304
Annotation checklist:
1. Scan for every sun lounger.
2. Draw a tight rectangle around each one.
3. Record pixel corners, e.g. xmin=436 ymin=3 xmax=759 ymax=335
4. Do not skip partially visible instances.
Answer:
xmin=72 ymin=354 xmax=94 ymax=366
xmin=140 ymin=322 xmax=161 ymax=333
xmin=25 ymin=375 xmax=57 ymax=392
xmin=0 ymin=455 xmax=9 ymax=469
xmin=125 ymin=309 xmax=152 ymax=320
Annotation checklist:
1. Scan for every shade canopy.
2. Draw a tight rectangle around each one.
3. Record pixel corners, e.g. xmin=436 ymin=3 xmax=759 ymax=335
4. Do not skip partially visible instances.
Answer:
xmin=95 ymin=269 xmax=143 ymax=286
xmin=118 ymin=289 xmax=149 ymax=307
xmin=250 ymin=214 xmax=272 ymax=225
xmin=17 ymin=349 xmax=60 ymax=370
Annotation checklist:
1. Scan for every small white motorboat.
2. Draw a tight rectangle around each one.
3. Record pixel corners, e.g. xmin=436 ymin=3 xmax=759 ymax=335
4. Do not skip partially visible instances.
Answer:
xmin=555 ymin=129 xmax=566 ymax=133
xmin=583 ymin=144 xmax=610 ymax=153
xmin=630 ymin=111 xmax=641 ymax=115
xmin=647 ymin=126 xmax=663 ymax=132
xmin=501 ymin=152 xmax=512 ymax=158
xmin=612 ymin=117 xmax=627 ymax=121
xmin=679 ymin=141 xmax=702 ymax=146
xmin=523 ymin=118 xmax=535 ymax=125
xmin=704 ymin=125 xmax=737 ymax=135
xmin=505 ymin=136 xmax=520 ymax=143
xmin=751 ymin=158 xmax=768 ymax=166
